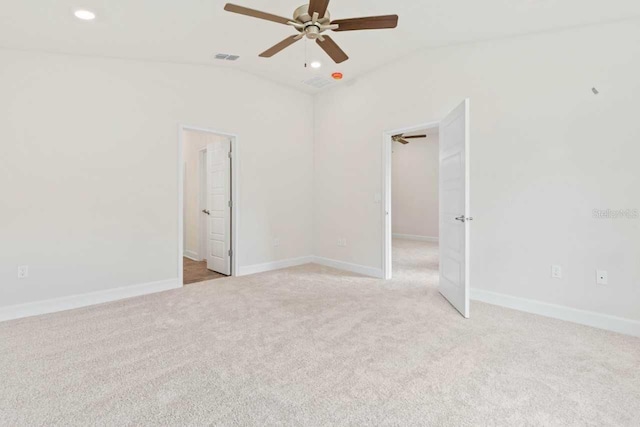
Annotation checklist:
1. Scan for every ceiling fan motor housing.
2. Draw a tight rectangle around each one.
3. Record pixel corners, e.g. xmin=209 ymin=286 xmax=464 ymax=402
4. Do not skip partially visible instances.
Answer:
xmin=293 ymin=4 xmax=331 ymax=39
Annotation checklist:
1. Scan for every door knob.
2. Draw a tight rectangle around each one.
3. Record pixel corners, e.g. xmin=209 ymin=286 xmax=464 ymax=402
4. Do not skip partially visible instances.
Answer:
xmin=455 ymin=216 xmax=473 ymax=222
xmin=202 ymin=209 xmax=210 ymax=215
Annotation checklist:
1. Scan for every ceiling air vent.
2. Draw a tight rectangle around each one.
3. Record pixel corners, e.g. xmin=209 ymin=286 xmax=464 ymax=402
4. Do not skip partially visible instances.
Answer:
xmin=214 ymin=53 xmax=240 ymax=61
xmin=302 ymin=76 xmax=335 ymax=89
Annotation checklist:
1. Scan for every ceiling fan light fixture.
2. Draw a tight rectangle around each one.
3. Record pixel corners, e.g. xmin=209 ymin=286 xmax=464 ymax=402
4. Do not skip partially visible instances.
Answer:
xmin=74 ymin=9 xmax=96 ymax=21
xmin=223 ymin=2 xmax=399 ymax=64
xmin=331 ymin=72 xmax=343 ymax=80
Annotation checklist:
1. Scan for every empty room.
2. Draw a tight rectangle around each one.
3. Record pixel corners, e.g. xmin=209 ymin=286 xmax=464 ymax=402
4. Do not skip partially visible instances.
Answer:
xmin=1 ymin=1 xmax=639 ymax=425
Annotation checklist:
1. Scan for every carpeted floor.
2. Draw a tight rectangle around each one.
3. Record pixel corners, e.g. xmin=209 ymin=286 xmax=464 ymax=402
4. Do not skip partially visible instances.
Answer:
xmin=1 ymin=239 xmax=639 ymax=426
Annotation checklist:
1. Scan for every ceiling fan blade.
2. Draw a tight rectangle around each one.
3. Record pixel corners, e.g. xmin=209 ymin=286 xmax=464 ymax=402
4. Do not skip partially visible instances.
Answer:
xmin=398 ymin=138 xmax=410 ymax=144
xmin=332 ymin=15 xmax=399 ymax=31
xmin=403 ymin=135 xmax=427 ymax=139
xmin=259 ymin=35 xmax=301 ymax=58
xmin=224 ymin=3 xmax=290 ymax=25
xmin=308 ymin=0 xmax=330 ymax=19
xmin=316 ymin=35 xmax=349 ymax=64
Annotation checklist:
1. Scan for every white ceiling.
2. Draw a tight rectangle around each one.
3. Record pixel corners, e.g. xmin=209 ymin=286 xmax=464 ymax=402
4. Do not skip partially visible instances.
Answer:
xmin=1 ymin=0 xmax=639 ymax=93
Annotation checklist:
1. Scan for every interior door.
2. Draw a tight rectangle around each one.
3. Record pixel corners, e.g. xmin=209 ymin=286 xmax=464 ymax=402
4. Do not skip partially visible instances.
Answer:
xmin=206 ymin=139 xmax=232 ymax=275
xmin=439 ymin=99 xmax=470 ymax=318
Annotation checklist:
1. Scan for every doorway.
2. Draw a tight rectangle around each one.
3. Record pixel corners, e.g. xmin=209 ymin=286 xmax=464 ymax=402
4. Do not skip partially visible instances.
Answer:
xmin=382 ymin=99 xmax=471 ymax=317
xmin=178 ymin=125 xmax=239 ymax=285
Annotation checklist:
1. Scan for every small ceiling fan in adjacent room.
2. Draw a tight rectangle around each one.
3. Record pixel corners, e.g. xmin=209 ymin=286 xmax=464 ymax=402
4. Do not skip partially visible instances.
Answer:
xmin=223 ymin=1 xmax=399 ymax=64
xmin=392 ymin=134 xmax=427 ymax=145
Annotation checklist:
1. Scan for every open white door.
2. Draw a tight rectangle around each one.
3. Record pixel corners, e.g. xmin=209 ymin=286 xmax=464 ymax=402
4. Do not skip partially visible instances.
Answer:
xmin=205 ymin=139 xmax=232 ymax=275
xmin=439 ymin=99 xmax=470 ymax=318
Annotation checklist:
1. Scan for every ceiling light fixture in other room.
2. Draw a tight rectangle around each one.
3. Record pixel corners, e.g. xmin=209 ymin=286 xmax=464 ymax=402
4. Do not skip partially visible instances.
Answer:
xmin=310 ymin=61 xmax=322 ymax=69
xmin=74 ymin=10 xmax=96 ymax=21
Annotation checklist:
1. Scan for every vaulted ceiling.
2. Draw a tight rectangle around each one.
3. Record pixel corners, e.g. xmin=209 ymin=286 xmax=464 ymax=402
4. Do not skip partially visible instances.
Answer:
xmin=1 ymin=0 xmax=639 ymax=93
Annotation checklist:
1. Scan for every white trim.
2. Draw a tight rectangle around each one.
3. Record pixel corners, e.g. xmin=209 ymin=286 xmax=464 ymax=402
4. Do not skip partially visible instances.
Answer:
xmin=239 ymin=256 xmax=313 ymax=276
xmin=178 ymin=127 xmax=185 ymax=286
xmin=0 ymin=279 xmax=181 ymax=323
xmin=311 ymin=256 xmax=384 ymax=279
xmin=472 ymin=289 xmax=640 ymax=338
xmin=382 ymin=120 xmax=440 ymax=280
xmin=392 ymin=233 xmax=439 ymax=242
xmin=239 ymin=256 xmax=384 ymax=279
xmin=179 ymin=125 xmax=240 ymax=282
xmin=463 ymin=98 xmax=471 ymax=318
xmin=183 ymin=250 xmax=200 ymax=261
xmin=382 ymin=130 xmax=392 ymax=280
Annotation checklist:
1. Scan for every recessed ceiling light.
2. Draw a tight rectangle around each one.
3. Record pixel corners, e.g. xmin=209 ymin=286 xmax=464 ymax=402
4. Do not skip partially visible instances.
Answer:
xmin=74 ymin=10 xmax=96 ymax=21
xmin=310 ymin=61 xmax=322 ymax=69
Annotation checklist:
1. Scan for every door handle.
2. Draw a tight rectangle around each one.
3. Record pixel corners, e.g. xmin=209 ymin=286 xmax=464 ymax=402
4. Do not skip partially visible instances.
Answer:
xmin=202 ymin=209 xmax=210 ymax=215
xmin=455 ymin=216 xmax=473 ymax=223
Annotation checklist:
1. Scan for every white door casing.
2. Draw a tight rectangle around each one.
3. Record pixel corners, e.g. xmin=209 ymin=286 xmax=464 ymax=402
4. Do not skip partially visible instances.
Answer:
xmin=438 ymin=99 xmax=470 ymax=318
xmin=206 ymin=139 xmax=232 ymax=275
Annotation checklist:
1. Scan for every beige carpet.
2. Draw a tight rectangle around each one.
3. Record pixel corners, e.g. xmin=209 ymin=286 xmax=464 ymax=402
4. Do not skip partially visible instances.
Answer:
xmin=1 ymin=239 xmax=639 ymax=426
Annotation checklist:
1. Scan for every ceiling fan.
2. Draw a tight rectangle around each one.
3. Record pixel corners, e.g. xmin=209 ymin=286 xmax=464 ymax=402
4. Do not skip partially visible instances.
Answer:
xmin=392 ymin=134 xmax=427 ymax=145
xmin=223 ymin=1 xmax=399 ymax=64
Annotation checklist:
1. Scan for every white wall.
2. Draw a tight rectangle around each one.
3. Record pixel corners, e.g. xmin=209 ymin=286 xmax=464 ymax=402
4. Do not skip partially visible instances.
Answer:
xmin=392 ymin=135 xmax=439 ymax=239
xmin=182 ymin=130 xmax=227 ymax=260
xmin=0 ymin=49 xmax=314 ymax=309
xmin=314 ymin=20 xmax=640 ymax=321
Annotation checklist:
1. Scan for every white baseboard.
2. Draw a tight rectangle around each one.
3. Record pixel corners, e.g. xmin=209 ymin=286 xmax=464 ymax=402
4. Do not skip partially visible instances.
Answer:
xmin=472 ymin=289 xmax=640 ymax=338
xmin=183 ymin=250 xmax=201 ymax=262
xmin=0 ymin=278 xmax=181 ymax=323
xmin=393 ymin=233 xmax=439 ymax=242
xmin=238 ymin=255 xmax=384 ymax=279
xmin=311 ymin=256 xmax=384 ymax=279
xmin=239 ymin=256 xmax=313 ymax=276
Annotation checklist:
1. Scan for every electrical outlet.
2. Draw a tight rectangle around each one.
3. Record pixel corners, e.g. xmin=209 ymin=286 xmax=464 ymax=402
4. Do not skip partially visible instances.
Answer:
xmin=337 ymin=238 xmax=347 ymax=247
xmin=18 ymin=265 xmax=28 ymax=279
xmin=273 ymin=238 xmax=280 ymax=247
xmin=596 ymin=270 xmax=608 ymax=285
xmin=551 ymin=265 xmax=562 ymax=279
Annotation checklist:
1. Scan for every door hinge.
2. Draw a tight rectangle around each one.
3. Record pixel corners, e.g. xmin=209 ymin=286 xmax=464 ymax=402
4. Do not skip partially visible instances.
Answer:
xmin=228 ymin=249 xmax=233 ymax=256
xmin=228 ymin=151 xmax=232 ymax=159
xmin=228 ymin=200 xmax=233 ymax=208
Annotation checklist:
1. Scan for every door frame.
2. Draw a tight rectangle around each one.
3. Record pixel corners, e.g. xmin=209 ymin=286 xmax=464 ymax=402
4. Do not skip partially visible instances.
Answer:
xmin=178 ymin=124 xmax=239 ymax=285
xmin=381 ymin=120 xmax=440 ymax=280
